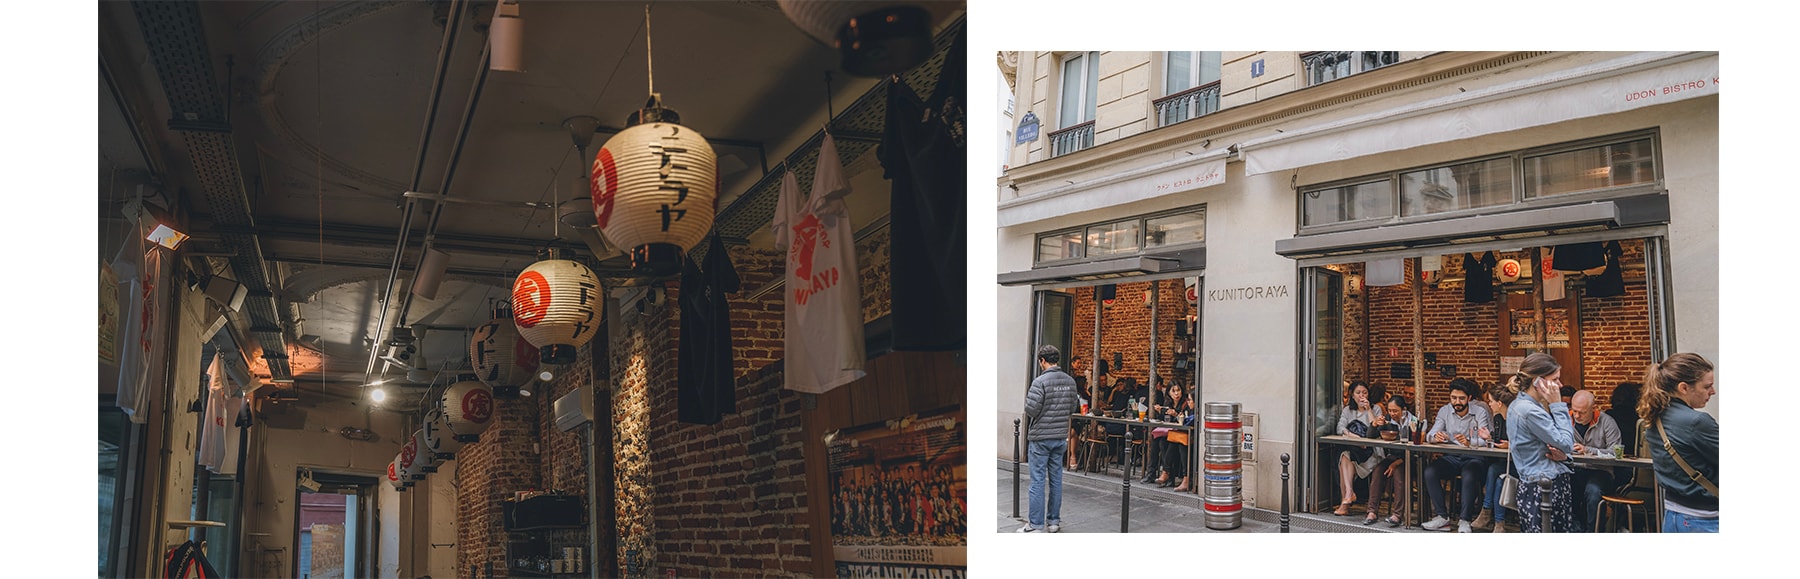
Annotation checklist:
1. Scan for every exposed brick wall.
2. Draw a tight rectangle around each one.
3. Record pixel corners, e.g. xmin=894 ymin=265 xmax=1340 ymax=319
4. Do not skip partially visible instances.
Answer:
xmin=1577 ymin=239 xmax=1653 ymax=410
xmin=858 ymin=228 xmax=893 ymax=323
xmin=1326 ymin=263 xmax=1368 ymax=385
xmin=609 ymin=296 xmax=674 ymax=577
xmin=1068 ymin=279 xmax=1194 ymax=394
xmin=455 ymin=221 xmax=900 ymax=578
xmin=650 ymin=364 xmax=814 ymax=577
xmin=1354 ymin=240 xmax=1652 ymax=416
xmin=455 ymin=394 xmax=543 ymax=577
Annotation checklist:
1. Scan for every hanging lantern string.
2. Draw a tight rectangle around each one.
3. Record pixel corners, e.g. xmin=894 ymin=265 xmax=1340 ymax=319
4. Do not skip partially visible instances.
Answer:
xmin=644 ymin=4 xmax=655 ymax=98
xmin=824 ymin=70 xmax=835 ymax=132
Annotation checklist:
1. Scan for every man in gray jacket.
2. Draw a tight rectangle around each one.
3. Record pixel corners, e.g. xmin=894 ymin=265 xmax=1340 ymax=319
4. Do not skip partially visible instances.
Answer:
xmin=1569 ymin=389 xmax=1621 ymax=531
xmin=1021 ymin=345 xmax=1079 ymax=533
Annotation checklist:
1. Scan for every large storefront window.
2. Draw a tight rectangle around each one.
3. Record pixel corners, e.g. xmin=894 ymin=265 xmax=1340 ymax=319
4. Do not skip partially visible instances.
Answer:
xmin=1297 ymin=235 xmax=1669 ymax=515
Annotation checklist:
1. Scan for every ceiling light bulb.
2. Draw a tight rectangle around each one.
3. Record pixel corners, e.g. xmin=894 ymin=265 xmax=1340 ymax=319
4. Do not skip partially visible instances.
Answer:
xmin=370 ymin=388 xmax=387 ymax=403
xmin=538 ymin=369 xmax=555 ymax=382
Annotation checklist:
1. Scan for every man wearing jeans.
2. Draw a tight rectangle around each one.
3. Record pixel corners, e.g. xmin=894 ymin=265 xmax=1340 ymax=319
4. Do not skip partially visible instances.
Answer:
xmin=1020 ymin=345 xmax=1079 ymax=533
xmin=1422 ymin=378 xmax=1495 ymax=533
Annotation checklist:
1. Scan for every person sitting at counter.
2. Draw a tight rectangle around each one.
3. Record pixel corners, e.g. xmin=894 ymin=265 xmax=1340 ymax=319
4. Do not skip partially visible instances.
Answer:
xmin=1475 ymin=384 xmax=1513 ymax=532
xmin=1334 ymin=381 xmax=1383 ymax=516
xmin=1569 ymin=389 xmax=1622 ymax=532
xmin=1605 ymin=382 xmax=1643 ymax=454
xmin=1140 ymin=378 xmax=1180 ymax=484
xmin=1365 ymin=394 xmax=1415 ymax=526
xmin=1422 ymin=378 xmax=1495 ymax=532
xmin=1150 ymin=384 xmax=1195 ymax=491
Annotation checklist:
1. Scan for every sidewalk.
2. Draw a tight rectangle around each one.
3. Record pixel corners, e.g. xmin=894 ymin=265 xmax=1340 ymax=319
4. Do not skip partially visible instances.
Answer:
xmin=996 ymin=461 xmax=1426 ymax=534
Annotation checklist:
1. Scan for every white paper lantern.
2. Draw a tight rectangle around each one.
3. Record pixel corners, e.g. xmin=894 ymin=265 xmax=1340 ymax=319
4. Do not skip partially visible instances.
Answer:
xmin=442 ymin=374 xmax=497 ymax=443
xmin=387 ymin=457 xmax=405 ymax=491
xmin=411 ymin=429 xmax=439 ymax=474
xmin=1498 ymin=258 xmax=1523 ymax=283
xmin=776 ymin=1 xmax=933 ymax=77
xmin=398 ymin=437 xmax=424 ymax=482
xmin=471 ymin=302 xmax=540 ymax=389
xmin=512 ymin=259 xmax=603 ymax=364
xmin=591 ymin=121 xmax=717 ymax=275
xmin=421 ymin=407 xmax=464 ymax=460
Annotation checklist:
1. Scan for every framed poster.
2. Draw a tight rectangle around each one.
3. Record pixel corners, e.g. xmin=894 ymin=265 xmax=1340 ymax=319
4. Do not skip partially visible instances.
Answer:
xmin=827 ymin=406 xmax=966 ymax=579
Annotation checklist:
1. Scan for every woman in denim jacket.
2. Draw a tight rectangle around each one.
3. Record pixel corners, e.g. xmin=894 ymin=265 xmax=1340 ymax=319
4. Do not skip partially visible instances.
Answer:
xmin=1502 ymin=353 xmax=1577 ymax=532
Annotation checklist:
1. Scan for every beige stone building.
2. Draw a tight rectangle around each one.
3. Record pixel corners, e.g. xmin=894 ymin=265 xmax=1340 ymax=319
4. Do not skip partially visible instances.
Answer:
xmin=995 ymin=51 xmax=1718 ymax=528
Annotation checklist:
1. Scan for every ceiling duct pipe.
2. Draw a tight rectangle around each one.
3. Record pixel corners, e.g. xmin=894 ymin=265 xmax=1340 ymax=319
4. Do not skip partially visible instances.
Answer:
xmin=362 ymin=0 xmax=472 ymax=385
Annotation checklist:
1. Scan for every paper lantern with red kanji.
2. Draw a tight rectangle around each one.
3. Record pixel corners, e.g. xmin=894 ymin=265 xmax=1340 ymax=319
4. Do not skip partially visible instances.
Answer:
xmin=420 ymin=407 xmax=463 ymax=461
xmin=511 ymin=259 xmax=603 ymax=365
xmin=387 ymin=456 xmax=405 ymax=491
xmin=470 ymin=302 xmax=539 ymax=390
xmin=398 ymin=437 xmax=424 ymax=482
xmin=441 ymin=374 xmax=496 ymax=443
xmin=591 ymin=121 xmax=717 ymax=276
xmin=411 ymin=429 xmax=439 ymax=474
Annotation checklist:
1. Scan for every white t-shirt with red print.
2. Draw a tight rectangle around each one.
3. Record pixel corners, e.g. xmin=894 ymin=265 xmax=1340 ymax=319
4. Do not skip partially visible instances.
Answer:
xmin=773 ymin=132 xmax=866 ymax=393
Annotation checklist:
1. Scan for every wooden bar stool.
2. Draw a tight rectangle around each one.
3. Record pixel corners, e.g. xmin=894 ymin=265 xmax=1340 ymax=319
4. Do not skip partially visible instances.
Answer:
xmin=1595 ymin=495 xmax=1650 ymax=533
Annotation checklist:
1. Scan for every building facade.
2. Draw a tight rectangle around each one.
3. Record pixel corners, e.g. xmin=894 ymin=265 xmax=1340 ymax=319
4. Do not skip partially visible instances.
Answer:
xmin=995 ymin=51 xmax=1718 ymax=513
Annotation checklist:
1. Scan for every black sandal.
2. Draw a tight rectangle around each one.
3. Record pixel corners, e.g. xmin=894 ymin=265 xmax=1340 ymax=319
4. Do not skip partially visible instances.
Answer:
xmin=1362 ymin=512 xmax=1379 ymax=525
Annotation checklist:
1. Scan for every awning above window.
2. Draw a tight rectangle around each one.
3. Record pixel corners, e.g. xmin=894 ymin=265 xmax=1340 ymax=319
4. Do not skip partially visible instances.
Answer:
xmin=998 ymin=150 xmax=1227 ymax=228
xmin=998 ymin=247 xmax=1206 ymax=286
xmin=1241 ymin=52 xmax=1717 ymax=176
xmin=1274 ymin=194 xmax=1668 ymax=259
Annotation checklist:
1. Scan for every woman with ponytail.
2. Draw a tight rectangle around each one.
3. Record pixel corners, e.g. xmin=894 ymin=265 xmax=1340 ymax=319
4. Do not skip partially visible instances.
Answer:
xmin=1503 ymin=352 xmax=1577 ymax=532
xmin=1638 ymin=353 xmax=1718 ymax=533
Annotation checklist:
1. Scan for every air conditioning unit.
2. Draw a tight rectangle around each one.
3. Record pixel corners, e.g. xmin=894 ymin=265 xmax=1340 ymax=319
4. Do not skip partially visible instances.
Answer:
xmin=552 ymin=387 xmax=592 ymax=433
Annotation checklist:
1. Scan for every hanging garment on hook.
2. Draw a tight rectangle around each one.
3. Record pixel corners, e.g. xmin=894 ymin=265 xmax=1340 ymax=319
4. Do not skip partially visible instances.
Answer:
xmin=879 ymin=28 xmax=966 ymax=352
xmin=774 ymin=133 xmax=866 ymax=394
xmin=678 ymin=233 xmax=741 ymax=425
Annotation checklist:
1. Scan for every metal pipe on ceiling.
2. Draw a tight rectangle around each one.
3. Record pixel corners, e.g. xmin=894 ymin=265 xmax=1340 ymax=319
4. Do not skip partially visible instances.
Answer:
xmin=361 ymin=0 xmax=469 ymax=385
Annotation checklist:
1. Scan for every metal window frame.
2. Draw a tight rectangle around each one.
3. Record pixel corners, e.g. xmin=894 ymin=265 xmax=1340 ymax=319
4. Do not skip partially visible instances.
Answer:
xmin=1058 ymin=51 xmax=1100 ymax=128
xmin=1303 ymin=51 xmax=1399 ymax=87
xmin=1032 ymin=205 xmax=1208 ymax=266
xmin=1297 ymin=129 xmax=1663 ymax=235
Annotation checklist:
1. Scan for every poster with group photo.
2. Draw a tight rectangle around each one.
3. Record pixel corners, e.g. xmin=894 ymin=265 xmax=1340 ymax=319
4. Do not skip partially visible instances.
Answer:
xmin=1508 ymin=307 xmax=1570 ymax=349
xmin=828 ymin=406 xmax=966 ymax=579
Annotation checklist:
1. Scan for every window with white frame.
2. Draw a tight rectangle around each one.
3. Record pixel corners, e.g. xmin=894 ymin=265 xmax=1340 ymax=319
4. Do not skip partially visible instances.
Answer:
xmin=1302 ymin=51 xmax=1399 ymax=86
xmin=1058 ymin=51 xmax=1100 ymax=128
xmin=1164 ymin=51 xmax=1221 ymax=94
xmin=1156 ymin=51 xmax=1223 ymax=127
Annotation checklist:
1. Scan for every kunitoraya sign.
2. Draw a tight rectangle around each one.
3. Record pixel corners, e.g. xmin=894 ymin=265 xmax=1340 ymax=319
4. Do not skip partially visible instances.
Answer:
xmin=1207 ymin=284 xmax=1291 ymax=302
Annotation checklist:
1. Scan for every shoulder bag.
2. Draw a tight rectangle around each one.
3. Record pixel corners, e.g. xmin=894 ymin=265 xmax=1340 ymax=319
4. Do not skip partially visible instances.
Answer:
xmin=1656 ymin=418 xmax=1720 ymax=497
xmin=1497 ymin=462 xmax=1520 ymax=510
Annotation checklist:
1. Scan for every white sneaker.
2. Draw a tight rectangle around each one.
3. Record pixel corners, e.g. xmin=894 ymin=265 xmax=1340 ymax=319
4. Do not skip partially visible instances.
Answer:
xmin=1047 ymin=523 xmax=1062 ymax=533
xmin=1458 ymin=521 xmax=1472 ymax=533
xmin=1421 ymin=516 xmax=1453 ymax=531
xmin=1016 ymin=524 xmax=1039 ymax=533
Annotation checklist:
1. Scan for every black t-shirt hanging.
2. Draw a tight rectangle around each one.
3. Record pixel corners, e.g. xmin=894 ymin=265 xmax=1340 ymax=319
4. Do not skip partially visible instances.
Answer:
xmin=1552 ymin=242 xmax=1605 ymax=272
xmin=1463 ymin=251 xmax=1497 ymax=303
xmin=879 ymin=28 xmax=966 ymax=352
xmin=1585 ymin=241 xmax=1626 ymax=298
xmin=677 ymin=234 xmax=741 ymax=425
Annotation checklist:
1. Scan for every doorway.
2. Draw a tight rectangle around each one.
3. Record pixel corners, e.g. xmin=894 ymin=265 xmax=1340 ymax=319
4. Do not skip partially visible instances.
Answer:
xmin=293 ymin=470 xmax=378 ymax=579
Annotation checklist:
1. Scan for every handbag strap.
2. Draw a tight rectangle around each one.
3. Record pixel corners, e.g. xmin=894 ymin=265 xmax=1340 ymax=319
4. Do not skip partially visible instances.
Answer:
xmin=1655 ymin=418 xmax=1719 ymax=497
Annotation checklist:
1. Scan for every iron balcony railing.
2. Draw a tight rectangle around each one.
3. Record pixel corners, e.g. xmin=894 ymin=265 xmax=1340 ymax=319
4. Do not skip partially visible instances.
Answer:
xmin=1048 ymin=120 xmax=1095 ymax=158
xmin=1153 ymin=81 xmax=1221 ymax=128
